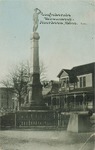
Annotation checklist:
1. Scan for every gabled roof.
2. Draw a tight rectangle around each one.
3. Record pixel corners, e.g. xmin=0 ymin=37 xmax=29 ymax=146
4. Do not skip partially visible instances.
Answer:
xmin=57 ymin=69 xmax=71 ymax=78
xmin=57 ymin=62 xmax=95 ymax=83
xmin=57 ymin=69 xmax=78 ymax=83
xmin=72 ymin=62 xmax=95 ymax=76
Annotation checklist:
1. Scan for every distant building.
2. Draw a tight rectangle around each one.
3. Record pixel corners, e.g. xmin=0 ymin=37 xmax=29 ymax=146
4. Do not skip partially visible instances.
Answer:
xmin=0 ymin=87 xmax=14 ymax=110
xmin=43 ymin=80 xmax=61 ymax=109
xmin=44 ymin=62 xmax=95 ymax=112
xmin=42 ymin=80 xmax=59 ymax=95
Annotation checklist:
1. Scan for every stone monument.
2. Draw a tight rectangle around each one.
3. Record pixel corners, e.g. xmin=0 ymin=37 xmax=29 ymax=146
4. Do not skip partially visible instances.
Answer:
xmin=16 ymin=8 xmax=57 ymax=128
xmin=22 ymin=8 xmax=47 ymax=110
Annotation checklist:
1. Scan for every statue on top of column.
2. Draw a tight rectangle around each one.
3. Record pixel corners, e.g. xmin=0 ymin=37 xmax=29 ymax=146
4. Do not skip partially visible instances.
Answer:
xmin=33 ymin=8 xmax=41 ymax=32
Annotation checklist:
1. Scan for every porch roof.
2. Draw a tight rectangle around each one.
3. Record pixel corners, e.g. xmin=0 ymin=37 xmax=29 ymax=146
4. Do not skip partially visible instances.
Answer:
xmin=44 ymin=90 xmax=93 ymax=98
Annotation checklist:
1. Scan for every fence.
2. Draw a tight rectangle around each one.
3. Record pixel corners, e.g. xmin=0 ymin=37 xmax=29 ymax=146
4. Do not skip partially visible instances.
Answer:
xmin=0 ymin=110 xmax=92 ymax=130
xmin=0 ymin=113 xmax=15 ymax=129
xmin=0 ymin=110 xmax=58 ymax=129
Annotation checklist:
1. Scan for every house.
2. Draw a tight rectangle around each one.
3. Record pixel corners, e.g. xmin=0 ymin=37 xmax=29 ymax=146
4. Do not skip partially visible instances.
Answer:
xmin=58 ymin=62 xmax=94 ymax=92
xmin=0 ymin=87 xmax=14 ymax=111
xmin=44 ymin=62 xmax=95 ymax=112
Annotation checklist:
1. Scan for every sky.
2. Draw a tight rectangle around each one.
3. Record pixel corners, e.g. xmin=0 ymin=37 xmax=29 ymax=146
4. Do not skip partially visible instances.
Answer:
xmin=0 ymin=0 xmax=95 ymax=82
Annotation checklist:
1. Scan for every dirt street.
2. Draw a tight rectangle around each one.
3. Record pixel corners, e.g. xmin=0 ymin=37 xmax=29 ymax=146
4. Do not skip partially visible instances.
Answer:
xmin=0 ymin=130 xmax=93 ymax=150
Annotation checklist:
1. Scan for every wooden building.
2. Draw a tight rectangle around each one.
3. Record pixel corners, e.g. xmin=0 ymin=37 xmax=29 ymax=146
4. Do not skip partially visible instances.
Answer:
xmin=43 ymin=62 xmax=95 ymax=112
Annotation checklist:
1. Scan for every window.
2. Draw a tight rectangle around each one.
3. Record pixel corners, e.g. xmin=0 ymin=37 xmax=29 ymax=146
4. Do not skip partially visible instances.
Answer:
xmin=80 ymin=77 xmax=82 ymax=88
xmin=61 ymin=78 xmax=69 ymax=88
xmin=83 ymin=76 xmax=86 ymax=87
xmin=61 ymin=80 xmax=65 ymax=87
xmin=79 ymin=76 xmax=86 ymax=88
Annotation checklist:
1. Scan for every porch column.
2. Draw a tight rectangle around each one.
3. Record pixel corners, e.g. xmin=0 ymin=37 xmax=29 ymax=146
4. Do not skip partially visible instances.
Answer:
xmin=63 ymin=95 xmax=66 ymax=110
xmin=51 ymin=95 xmax=53 ymax=108
xmin=66 ymin=95 xmax=68 ymax=109
xmin=59 ymin=96 xmax=61 ymax=108
xmin=83 ymin=93 xmax=86 ymax=111
xmin=74 ymin=94 xmax=76 ymax=109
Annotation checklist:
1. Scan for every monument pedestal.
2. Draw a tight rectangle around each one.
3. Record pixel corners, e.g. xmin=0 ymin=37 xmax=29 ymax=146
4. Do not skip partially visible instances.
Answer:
xmin=67 ymin=112 xmax=91 ymax=132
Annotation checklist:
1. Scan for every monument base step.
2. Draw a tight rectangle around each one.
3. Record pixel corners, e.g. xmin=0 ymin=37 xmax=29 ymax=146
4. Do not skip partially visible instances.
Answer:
xmin=21 ymin=103 xmax=49 ymax=110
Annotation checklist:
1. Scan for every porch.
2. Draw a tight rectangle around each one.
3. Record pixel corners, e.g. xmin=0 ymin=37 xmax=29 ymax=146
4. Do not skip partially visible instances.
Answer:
xmin=44 ymin=91 xmax=94 ymax=112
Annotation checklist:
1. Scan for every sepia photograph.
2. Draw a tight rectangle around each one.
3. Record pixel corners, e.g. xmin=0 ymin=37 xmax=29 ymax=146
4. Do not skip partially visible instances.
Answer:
xmin=0 ymin=0 xmax=95 ymax=150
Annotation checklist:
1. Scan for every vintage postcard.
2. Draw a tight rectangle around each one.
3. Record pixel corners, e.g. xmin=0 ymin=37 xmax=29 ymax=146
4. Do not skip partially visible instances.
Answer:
xmin=0 ymin=0 xmax=95 ymax=150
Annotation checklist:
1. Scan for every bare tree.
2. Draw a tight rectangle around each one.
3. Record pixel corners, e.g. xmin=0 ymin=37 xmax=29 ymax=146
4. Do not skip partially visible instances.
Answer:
xmin=1 ymin=60 xmax=47 ymax=109
xmin=11 ymin=62 xmax=29 ymax=108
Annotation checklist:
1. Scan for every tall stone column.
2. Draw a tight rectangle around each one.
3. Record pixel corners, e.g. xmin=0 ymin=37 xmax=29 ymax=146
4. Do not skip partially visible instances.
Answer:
xmin=29 ymin=32 xmax=43 ymax=106
xmin=25 ymin=31 xmax=47 ymax=110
